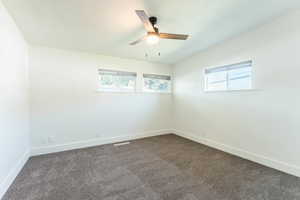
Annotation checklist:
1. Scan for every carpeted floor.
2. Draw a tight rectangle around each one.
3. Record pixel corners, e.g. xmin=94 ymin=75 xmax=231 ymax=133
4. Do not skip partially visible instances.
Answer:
xmin=3 ymin=134 xmax=300 ymax=200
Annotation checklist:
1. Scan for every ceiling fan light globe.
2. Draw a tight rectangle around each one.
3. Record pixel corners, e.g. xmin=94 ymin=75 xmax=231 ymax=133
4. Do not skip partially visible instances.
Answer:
xmin=146 ymin=34 xmax=160 ymax=45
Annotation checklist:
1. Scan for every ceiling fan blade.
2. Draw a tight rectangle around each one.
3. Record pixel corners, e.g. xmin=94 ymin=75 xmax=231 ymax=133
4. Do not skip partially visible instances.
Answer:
xmin=135 ymin=10 xmax=155 ymax=32
xmin=129 ymin=35 xmax=146 ymax=45
xmin=159 ymin=33 xmax=189 ymax=40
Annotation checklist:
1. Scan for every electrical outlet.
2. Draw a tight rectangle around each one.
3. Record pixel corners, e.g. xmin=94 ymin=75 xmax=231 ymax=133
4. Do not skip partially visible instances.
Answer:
xmin=96 ymin=133 xmax=101 ymax=138
xmin=42 ymin=138 xmax=48 ymax=145
xmin=47 ymin=136 xmax=54 ymax=144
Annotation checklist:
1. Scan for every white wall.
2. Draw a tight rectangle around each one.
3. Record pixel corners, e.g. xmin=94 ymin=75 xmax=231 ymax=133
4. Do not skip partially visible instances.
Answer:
xmin=173 ymin=10 xmax=300 ymax=177
xmin=0 ymin=1 xmax=30 ymax=198
xmin=29 ymin=46 xmax=173 ymax=155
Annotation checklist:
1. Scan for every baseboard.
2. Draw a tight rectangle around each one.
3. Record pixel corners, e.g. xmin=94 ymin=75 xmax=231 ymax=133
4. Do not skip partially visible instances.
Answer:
xmin=173 ymin=129 xmax=300 ymax=178
xmin=0 ymin=150 xmax=30 ymax=199
xmin=31 ymin=129 xmax=172 ymax=156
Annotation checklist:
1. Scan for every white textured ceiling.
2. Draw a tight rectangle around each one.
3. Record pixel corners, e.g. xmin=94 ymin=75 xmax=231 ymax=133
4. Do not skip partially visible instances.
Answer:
xmin=3 ymin=0 xmax=300 ymax=64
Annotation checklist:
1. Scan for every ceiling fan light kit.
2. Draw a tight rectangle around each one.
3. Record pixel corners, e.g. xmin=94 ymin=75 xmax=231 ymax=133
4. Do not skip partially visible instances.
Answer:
xmin=130 ymin=10 xmax=189 ymax=46
xmin=146 ymin=33 xmax=160 ymax=45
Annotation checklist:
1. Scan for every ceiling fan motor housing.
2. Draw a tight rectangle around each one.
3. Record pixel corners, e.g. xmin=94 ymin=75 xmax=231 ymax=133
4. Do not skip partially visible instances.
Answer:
xmin=149 ymin=16 xmax=157 ymax=26
xmin=149 ymin=17 xmax=159 ymax=33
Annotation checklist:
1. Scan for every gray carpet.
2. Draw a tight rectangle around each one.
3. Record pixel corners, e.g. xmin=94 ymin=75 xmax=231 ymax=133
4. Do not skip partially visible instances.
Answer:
xmin=3 ymin=134 xmax=300 ymax=200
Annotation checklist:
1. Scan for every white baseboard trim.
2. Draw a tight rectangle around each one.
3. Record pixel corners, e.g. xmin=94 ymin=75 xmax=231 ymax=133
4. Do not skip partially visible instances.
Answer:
xmin=31 ymin=129 xmax=172 ymax=156
xmin=0 ymin=150 xmax=30 ymax=199
xmin=174 ymin=129 xmax=300 ymax=178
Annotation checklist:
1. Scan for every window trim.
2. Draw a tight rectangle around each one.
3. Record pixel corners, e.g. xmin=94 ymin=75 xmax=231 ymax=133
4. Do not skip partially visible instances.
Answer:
xmin=203 ymin=60 xmax=253 ymax=92
xmin=142 ymin=73 xmax=172 ymax=94
xmin=98 ymin=69 xmax=137 ymax=93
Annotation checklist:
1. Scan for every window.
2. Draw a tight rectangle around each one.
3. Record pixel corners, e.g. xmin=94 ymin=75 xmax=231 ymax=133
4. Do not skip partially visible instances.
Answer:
xmin=143 ymin=74 xmax=172 ymax=93
xmin=98 ymin=69 xmax=137 ymax=92
xmin=204 ymin=60 xmax=252 ymax=91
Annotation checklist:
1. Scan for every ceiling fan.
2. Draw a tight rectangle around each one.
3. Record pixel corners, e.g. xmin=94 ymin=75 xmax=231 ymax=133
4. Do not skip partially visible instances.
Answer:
xmin=130 ymin=10 xmax=189 ymax=45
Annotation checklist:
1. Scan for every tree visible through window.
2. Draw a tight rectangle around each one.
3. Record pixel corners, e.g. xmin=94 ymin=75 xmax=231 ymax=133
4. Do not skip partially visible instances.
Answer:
xmin=98 ymin=69 xmax=136 ymax=92
xmin=143 ymin=74 xmax=172 ymax=93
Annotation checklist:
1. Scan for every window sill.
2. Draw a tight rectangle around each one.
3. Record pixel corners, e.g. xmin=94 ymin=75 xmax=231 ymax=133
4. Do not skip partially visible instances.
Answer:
xmin=141 ymin=92 xmax=172 ymax=95
xmin=94 ymin=90 xmax=172 ymax=95
xmin=142 ymin=90 xmax=172 ymax=94
xmin=203 ymin=89 xmax=261 ymax=94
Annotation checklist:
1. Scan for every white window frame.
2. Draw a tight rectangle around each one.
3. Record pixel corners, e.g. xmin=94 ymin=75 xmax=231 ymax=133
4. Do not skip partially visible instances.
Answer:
xmin=143 ymin=74 xmax=172 ymax=94
xmin=98 ymin=69 xmax=137 ymax=93
xmin=204 ymin=60 xmax=253 ymax=92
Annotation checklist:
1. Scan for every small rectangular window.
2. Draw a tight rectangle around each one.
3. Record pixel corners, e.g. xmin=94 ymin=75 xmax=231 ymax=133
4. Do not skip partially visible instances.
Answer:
xmin=98 ymin=69 xmax=137 ymax=92
xmin=143 ymin=74 xmax=172 ymax=93
xmin=204 ymin=60 xmax=252 ymax=91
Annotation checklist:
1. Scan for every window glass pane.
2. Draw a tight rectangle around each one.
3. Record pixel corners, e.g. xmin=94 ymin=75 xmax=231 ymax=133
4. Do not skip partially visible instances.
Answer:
xmin=118 ymin=76 xmax=136 ymax=90
xmin=99 ymin=74 xmax=116 ymax=90
xmin=228 ymin=67 xmax=252 ymax=90
xmin=98 ymin=69 xmax=136 ymax=92
xmin=143 ymin=77 xmax=171 ymax=93
xmin=205 ymin=71 xmax=227 ymax=91
xmin=204 ymin=61 xmax=252 ymax=91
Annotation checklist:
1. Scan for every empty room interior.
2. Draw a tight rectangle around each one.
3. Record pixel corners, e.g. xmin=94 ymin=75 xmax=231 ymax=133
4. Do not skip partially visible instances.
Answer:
xmin=1 ymin=0 xmax=300 ymax=199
